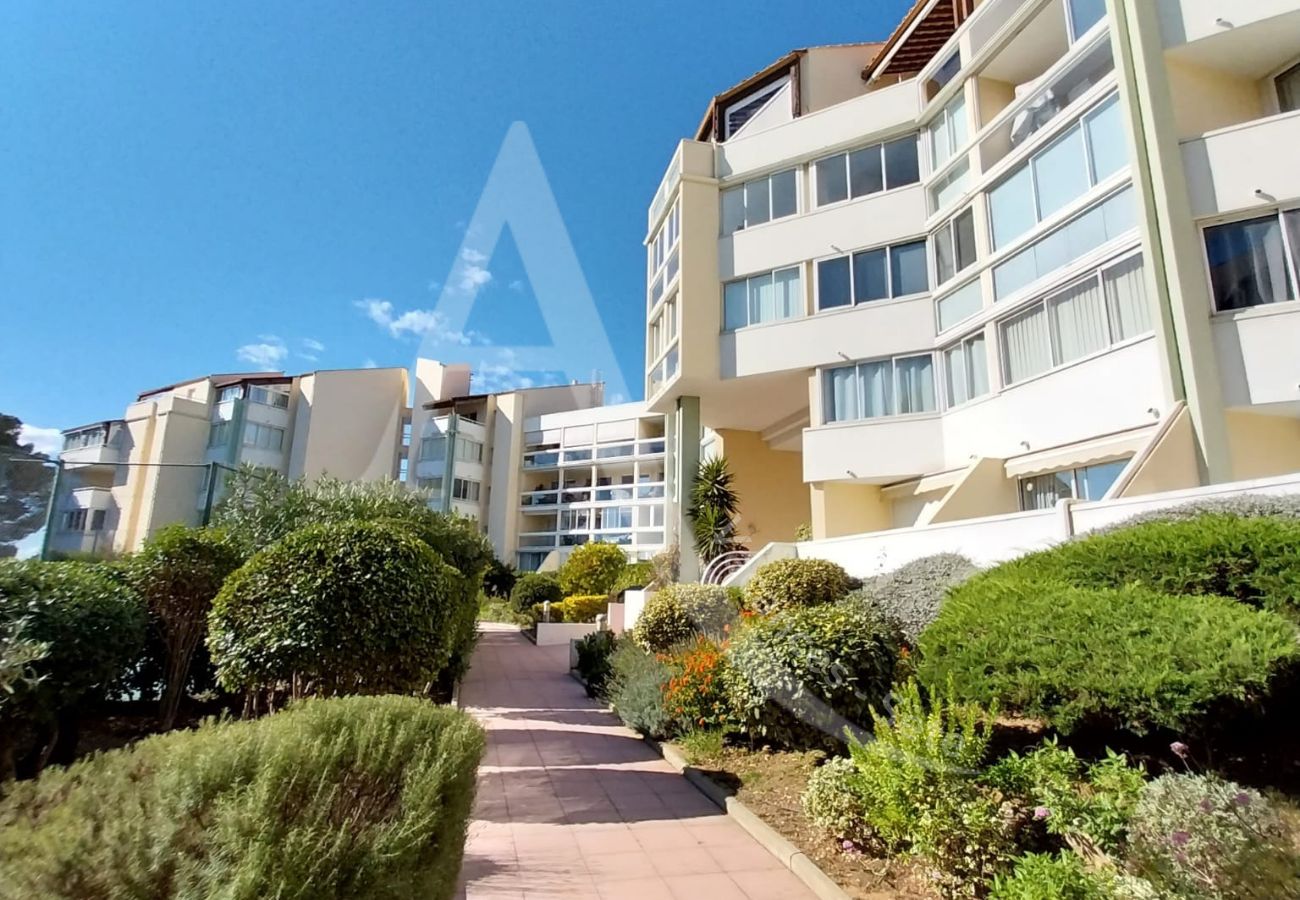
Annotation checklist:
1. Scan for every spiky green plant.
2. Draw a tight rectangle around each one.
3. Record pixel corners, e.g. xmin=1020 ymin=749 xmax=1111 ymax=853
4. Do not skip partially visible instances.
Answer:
xmin=688 ymin=456 xmax=740 ymax=564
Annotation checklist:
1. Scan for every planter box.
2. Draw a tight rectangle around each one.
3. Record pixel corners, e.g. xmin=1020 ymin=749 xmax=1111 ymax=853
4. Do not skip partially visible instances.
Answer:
xmin=533 ymin=621 xmax=599 ymax=647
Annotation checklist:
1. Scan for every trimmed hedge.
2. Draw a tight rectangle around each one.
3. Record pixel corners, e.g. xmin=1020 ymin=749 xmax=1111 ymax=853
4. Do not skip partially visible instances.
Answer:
xmin=557 ymin=594 xmax=608 ymax=624
xmin=208 ymin=521 xmax=463 ymax=695
xmin=510 ymin=572 xmax=563 ymax=612
xmin=633 ymin=583 xmax=739 ymax=652
xmin=844 ymin=553 xmax=977 ymax=643
xmin=726 ymin=603 xmax=900 ymax=749
xmin=0 ymin=696 xmax=485 ymax=900
xmin=917 ymin=575 xmax=1300 ymax=734
xmin=1093 ymin=492 xmax=1300 ymax=534
xmin=559 ymin=542 xmax=626 ymax=596
xmin=743 ymin=557 xmax=852 ymax=614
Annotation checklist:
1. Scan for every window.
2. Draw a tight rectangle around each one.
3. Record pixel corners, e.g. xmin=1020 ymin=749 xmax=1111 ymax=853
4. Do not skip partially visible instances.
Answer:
xmin=721 ymin=169 xmax=797 ymax=235
xmin=929 ymin=159 xmax=970 ymax=213
xmin=647 ymin=199 xmax=681 ymax=310
xmin=943 ymin=331 xmax=989 ymax=407
xmin=933 ymin=207 xmax=977 ymax=285
xmin=207 ymin=421 xmax=231 ymax=448
xmin=1019 ymin=458 xmax=1129 ymax=510
xmin=823 ymin=354 xmax=935 ymax=423
xmin=1278 ymin=61 xmax=1300 ymax=113
xmin=90 ymin=509 xmax=107 ymax=532
xmin=1204 ymin=210 xmax=1299 ymax=311
xmin=62 ymin=429 xmax=105 ymax=451
xmin=723 ymin=266 xmax=801 ymax=329
xmin=924 ymin=50 xmax=961 ymax=101
xmin=218 ymin=386 xmax=243 ymax=403
xmin=248 ymin=386 xmax=289 ymax=409
xmin=455 ymin=436 xmax=483 ymax=462
xmin=999 ymin=253 xmax=1151 ymax=385
xmin=724 ymin=77 xmax=789 ymax=139
xmin=451 ymin=477 xmax=481 ymax=502
xmin=936 ymin=279 xmax=983 ymax=332
xmin=61 ymin=509 xmax=87 ymax=532
xmin=420 ymin=435 xmax=446 ymax=461
xmin=595 ymin=507 xmax=634 ymax=530
xmin=927 ymin=93 xmax=969 ymax=171
xmin=1066 ymin=0 xmax=1107 ymax=42
xmin=417 ymin=476 xmax=443 ymax=492
xmin=817 ymin=240 xmax=928 ymax=311
xmin=243 ymin=423 xmax=285 ymax=452
xmin=814 ymin=134 xmax=919 ymax=207
xmin=988 ymin=94 xmax=1126 ymax=251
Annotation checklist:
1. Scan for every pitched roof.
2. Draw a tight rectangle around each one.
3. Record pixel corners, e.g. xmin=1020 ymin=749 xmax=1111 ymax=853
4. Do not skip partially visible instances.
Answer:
xmin=861 ymin=0 xmax=969 ymax=83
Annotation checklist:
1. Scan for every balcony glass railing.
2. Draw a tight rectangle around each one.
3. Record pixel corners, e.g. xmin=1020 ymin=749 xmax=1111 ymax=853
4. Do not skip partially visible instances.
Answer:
xmin=597 ymin=442 xmax=636 ymax=460
xmin=522 ymin=450 xmax=560 ymax=468
xmin=519 ymin=482 xmax=665 ymax=508
xmin=637 ymin=484 xmax=666 ymax=499
xmin=562 ymin=448 xmax=593 ymax=463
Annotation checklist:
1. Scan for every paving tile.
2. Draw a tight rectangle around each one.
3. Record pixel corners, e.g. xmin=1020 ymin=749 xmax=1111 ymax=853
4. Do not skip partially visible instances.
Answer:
xmin=663 ymin=872 xmax=749 ymax=899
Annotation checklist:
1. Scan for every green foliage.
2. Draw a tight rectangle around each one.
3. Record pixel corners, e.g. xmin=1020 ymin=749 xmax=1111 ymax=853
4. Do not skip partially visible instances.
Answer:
xmin=483 ymin=558 xmax=517 ymax=599
xmin=689 ymin=456 xmax=741 ymax=563
xmin=0 ymin=695 xmax=485 ymax=900
xmin=632 ymin=583 xmax=738 ymax=652
xmin=573 ymin=630 xmax=617 ymax=698
xmin=510 ymin=572 xmax=563 ymax=612
xmin=127 ymin=525 xmax=242 ymax=727
xmin=918 ymin=575 xmax=1300 ymax=734
xmin=607 ymin=640 xmax=672 ymax=738
xmin=556 ymin=594 xmax=608 ymax=624
xmin=726 ymin=603 xmax=899 ymax=749
xmin=477 ymin=597 xmax=532 ymax=628
xmin=0 ymin=617 xmax=47 ymax=704
xmin=1094 ymin=493 xmax=1300 ymax=534
xmin=803 ymin=756 xmax=873 ymax=845
xmin=663 ymin=636 xmax=734 ymax=733
xmin=208 ymin=521 xmax=464 ymax=696
xmin=844 ymin=553 xmax=977 ymax=643
xmin=677 ymin=728 xmax=726 ymax=762
xmin=845 ymin=680 xmax=1012 ymax=896
xmin=0 ymin=560 xmax=146 ymax=775
xmin=559 ymin=542 xmax=627 ymax=596
xmin=0 ymin=414 xmax=55 ymax=557
xmin=1127 ymin=774 xmax=1300 ymax=899
xmin=744 ymin=557 xmax=852 ymax=614
xmin=649 ymin=544 xmax=680 ymax=589
xmin=609 ymin=561 xmax=654 ymax=599
xmin=1006 ymin=514 xmax=1300 ymax=620
xmin=990 ymin=853 xmax=1119 ymax=900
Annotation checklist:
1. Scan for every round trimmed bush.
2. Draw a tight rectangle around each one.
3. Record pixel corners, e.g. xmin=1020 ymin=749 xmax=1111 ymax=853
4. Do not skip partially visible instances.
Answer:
xmin=917 ymin=575 xmax=1300 ymax=734
xmin=633 ymin=583 xmax=739 ymax=652
xmin=559 ymin=542 xmax=627 ymax=596
xmin=208 ymin=521 xmax=461 ymax=695
xmin=843 ymin=553 xmax=977 ymax=643
xmin=510 ymin=572 xmax=563 ymax=612
xmin=743 ymin=558 xmax=852 ymax=614
xmin=557 ymin=594 xmax=608 ymax=624
xmin=725 ymin=603 xmax=900 ymax=749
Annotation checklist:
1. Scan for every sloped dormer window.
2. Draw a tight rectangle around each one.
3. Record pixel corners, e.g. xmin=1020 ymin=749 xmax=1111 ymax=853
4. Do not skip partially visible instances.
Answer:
xmin=723 ymin=76 xmax=791 ymax=140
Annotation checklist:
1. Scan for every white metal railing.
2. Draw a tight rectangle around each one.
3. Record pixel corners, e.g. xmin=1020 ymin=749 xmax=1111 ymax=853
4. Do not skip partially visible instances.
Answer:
xmin=519 ymin=482 xmax=667 ymax=508
xmin=701 ymin=550 xmax=753 ymax=586
xmin=522 ymin=438 xmax=667 ymax=470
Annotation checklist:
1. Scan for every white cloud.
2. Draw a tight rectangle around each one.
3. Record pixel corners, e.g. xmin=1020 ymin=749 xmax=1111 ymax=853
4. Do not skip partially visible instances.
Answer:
xmin=362 ymin=358 xmax=378 ymax=369
xmin=301 ymin=338 xmax=326 ymax=353
xmin=456 ymin=247 xmax=492 ymax=293
xmin=508 ymin=279 xmax=525 ymax=292
xmin=355 ymin=298 xmax=477 ymax=345
xmin=236 ymin=336 xmax=288 ymax=370
xmin=471 ymin=353 xmax=536 ymax=394
xmin=19 ymin=425 xmax=61 ymax=457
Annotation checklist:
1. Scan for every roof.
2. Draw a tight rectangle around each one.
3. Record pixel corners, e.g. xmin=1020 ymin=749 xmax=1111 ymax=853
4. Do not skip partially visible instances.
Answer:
xmin=136 ymin=371 xmax=286 ymax=401
xmin=423 ymin=380 xmax=605 ymax=411
xmin=60 ymin=419 xmax=123 ymax=436
xmin=861 ymin=0 xmax=967 ymax=83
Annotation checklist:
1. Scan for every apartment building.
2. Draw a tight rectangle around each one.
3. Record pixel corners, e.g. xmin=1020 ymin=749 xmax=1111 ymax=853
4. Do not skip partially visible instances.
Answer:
xmin=645 ymin=0 xmax=1300 ymax=577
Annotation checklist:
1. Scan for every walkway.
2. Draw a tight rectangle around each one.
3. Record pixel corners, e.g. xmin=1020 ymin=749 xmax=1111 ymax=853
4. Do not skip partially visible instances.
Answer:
xmin=455 ymin=624 xmax=816 ymax=900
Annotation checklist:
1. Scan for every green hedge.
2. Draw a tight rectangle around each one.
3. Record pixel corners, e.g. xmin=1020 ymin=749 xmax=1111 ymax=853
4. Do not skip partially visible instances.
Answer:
xmin=633 ymin=583 xmax=738 ymax=652
xmin=559 ymin=542 xmax=626 ymax=596
xmin=510 ymin=572 xmax=563 ymax=612
xmin=609 ymin=561 xmax=654 ymax=599
xmin=843 ymin=553 xmax=977 ymax=643
xmin=918 ymin=575 xmax=1300 ymax=734
xmin=743 ymin=557 xmax=852 ymax=614
xmin=0 ymin=696 xmax=484 ymax=900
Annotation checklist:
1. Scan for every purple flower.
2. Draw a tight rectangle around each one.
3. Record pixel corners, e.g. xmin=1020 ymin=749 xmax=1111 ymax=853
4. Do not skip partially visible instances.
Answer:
xmin=1170 ymin=741 xmax=1189 ymax=759
xmin=1170 ymin=831 xmax=1191 ymax=847
xmin=1033 ymin=806 xmax=1051 ymax=821
xmin=1233 ymin=792 xmax=1251 ymax=808
xmin=1199 ymin=798 xmax=1215 ymax=813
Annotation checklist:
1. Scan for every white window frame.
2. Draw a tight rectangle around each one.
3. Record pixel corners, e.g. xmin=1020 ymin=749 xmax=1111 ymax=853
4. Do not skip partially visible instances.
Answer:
xmin=722 ymin=75 xmax=790 ymax=140
xmin=931 ymin=205 xmax=978 ymax=288
xmin=451 ymin=477 xmax=481 ymax=502
xmin=722 ymin=265 xmax=802 ymax=331
xmin=820 ymin=352 xmax=938 ymax=424
xmin=647 ymin=198 xmax=681 ymax=313
xmin=721 ymin=168 xmax=799 ymax=236
xmin=243 ymin=423 xmax=285 ymax=452
xmin=1064 ymin=0 xmax=1108 ymax=44
xmin=941 ymin=329 xmax=991 ymax=410
xmin=1203 ymin=206 xmax=1300 ymax=314
xmin=812 ymin=133 xmax=920 ymax=209
xmin=62 ymin=509 xmax=88 ymax=532
xmin=925 ymin=91 xmax=969 ymax=175
xmin=1271 ymin=56 xmax=1300 ymax=114
xmin=1018 ymin=456 xmax=1132 ymax=511
xmin=814 ymin=238 xmax=930 ymax=312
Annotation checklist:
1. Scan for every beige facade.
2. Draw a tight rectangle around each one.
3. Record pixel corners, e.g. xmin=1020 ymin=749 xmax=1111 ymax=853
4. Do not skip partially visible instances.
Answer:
xmin=645 ymin=0 xmax=1300 ymax=547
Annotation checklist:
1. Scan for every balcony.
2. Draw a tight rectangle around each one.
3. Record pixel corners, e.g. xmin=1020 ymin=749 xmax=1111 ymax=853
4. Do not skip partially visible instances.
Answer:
xmin=1212 ymin=303 xmax=1300 ymax=408
xmin=803 ymin=415 xmax=947 ymax=483
xmin=1182 ymin=111 xmax=1300 ymax=219
xmin=60 ymin=422 xmax=125 ymax=468
xmin=1158 ymin=0 xmax=1300 ymax=50
xmin=519 ymin=482 xmax=666 ymax=510
xmin=61 ymin=440 xmax=123 ymax=468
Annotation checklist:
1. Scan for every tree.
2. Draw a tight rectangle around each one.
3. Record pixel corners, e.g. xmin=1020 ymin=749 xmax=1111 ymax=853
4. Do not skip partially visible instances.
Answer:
xmin=559 ymin=542 xmax=627 ymax=596
xmin=688 ymin=456 xmax=741 ymax=564
xmin=0 ymin=415 xmax=56 ymax=558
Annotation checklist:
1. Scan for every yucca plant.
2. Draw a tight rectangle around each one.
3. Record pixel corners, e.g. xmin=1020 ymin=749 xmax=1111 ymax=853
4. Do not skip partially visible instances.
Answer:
xmin=689 ymin=456 xmax=740 ymax=564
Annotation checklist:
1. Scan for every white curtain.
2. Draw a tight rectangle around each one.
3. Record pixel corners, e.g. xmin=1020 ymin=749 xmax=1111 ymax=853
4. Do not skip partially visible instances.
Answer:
xmin=750 ymin=273 xmax=776 ymax=324
xmin=825 ymin=366 xmax=859 ymax=422
xmin=861 ymin=361 xmax=894 ymax=418
xmin=773 ymin=267 xmax=801 ymax=320
xmin=1104 ymin=254 xmax=1151 ymax=340
xmin=1002 ymin=305 xmax=1052 ymax=384
xmin=895 ymin=356 xmax=935 ymax=414
xmin=944 ymin=344 xmax=968 ymax=407
xmin=1049 ymin=275 xmax=1108 ymax=364
xmin=967 ymin=334 xmax=990 ymax=399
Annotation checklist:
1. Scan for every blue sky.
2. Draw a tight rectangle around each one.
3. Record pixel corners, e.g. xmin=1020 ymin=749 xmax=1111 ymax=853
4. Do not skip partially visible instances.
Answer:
xmin=1 ymin=0 xmax=912 ymax=448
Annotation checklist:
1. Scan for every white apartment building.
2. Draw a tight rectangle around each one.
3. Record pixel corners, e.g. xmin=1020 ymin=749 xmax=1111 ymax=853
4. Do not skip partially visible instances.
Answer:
xmin=644 ymin=0 xmax=1300 ymax=578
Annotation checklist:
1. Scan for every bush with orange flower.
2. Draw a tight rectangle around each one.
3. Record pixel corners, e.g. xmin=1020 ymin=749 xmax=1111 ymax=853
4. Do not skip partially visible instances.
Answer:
xmin=661 ymin=636 xmax=736 ymax=733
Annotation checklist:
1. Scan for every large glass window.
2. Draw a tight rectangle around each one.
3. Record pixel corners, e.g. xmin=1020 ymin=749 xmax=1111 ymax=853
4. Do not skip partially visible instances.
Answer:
xmin=927 ymin=93 xmax=969 ymax=171
xmin=723 ymin=266 xmax=801 ymax=329
xmin=934 ymin=207 xmax=977 ymax=285
xmin=1278 ymin=61 xmax=1300 ymax=113
xmin=823 ymin=354 xmax=936 ymax=423
xmin=817 ymin=240 xmax=928 ymax=311
xmin=243 ymin=423 xmax=285 ymax=452
xmin=721 ymin=169 xmax=798 ymax=235
xmin=451 ymin=477 xmax=481 ymax=502
xmin=1204 ymin=211 xmax=1298 ymax=311
xmin=936 ymin=278 xmax=984 ymax=332
xmin=455 ymin=436 xmax=483 ymax=462
xmin=943 ymin=331 xmax=990 ymax=407
xmin=248 ymin=386 xmax=289 ymax=408
xmin=207 ymin=421 xmax=231 ymax=448
xmin=930 ymin=159 xmax=970 ymax=213
xmin=647 ymin=199 xmax=680 ymax=311
xmin=1019 ymin=458 xmax=1129 ymax=510
xmin=924 ymin=50 xmax=962 ymax=101
xmin=814 ymin=134 xmax=919 ymax=207
xmin=420 ymin=435 xmax=446 ymax=461
xmin=1067 ymin=0 xmax=1107 ymax=42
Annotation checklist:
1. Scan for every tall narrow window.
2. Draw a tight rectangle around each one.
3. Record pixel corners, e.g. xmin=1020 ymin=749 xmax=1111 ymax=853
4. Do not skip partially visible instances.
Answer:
xmin=818 ymin=257 xmax=853 ymax=310
xmin=883 ymin=135 xmax=920 ymax=188
xmin=849 ymin=145 xmax=884 ymax=197
xmin=934 ymin=207 xmax=977 ymax=284
xmin=1103 ymin=254 xmax=1151 ymax=340
xmin=816 ymin=155 xmax=849 ymax=206
xmin=1278 ymin=61 xmax=1300 ymax=113
xmin=1205 ymin=213 xmax=1296 ymax=311
xmin=943 ymin=332 xmax=989 ymax=407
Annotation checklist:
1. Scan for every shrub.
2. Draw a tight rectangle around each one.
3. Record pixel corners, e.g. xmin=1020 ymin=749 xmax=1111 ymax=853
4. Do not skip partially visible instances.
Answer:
xmin=607 ymin=640 xmax=672 ymax=738
xmin=633 ymin=583 xmax=739 ymax=653
xmin=609 ymin=561 xmax=654 ymax=599
xmin=1006 ymin=514 xmax=1300 ymax=620
xmin=743 ymin=557 xmax=852 ymax=614
xmin=1127 ymin=774 xmax=1298 ymax=899
xmin=844 ymin=553 xmax=977 ymax=643
xmin=208 ymin=521 xmax=462 ymax=698
xmin=918 ymin=576 xmax=1300 ymax=734
xmin=0 ymin=618 xmax=47 ymax=704
xmin=483 ymin=558 xmax=517 ymax=599
xmin=0 ymin=696 xmax=484 ymax=900
xmin=803 ymin=756 xmax=872 ymax=845
xmin=726 ymin=603 xmax=899 ymax=749
xmin=477 ymin=597 xmax=532 ymax=628
xmin=663 ymin=636 xmax=734 ymax=732
xmin=127 ymin=525 xmax=242 ymax=728
xmin=0 ymin=561 xmax=146 ymax=777
xmin=557 ymin=594 xmax=608 ymax=624
xmin=689 ymin=456 xmax=741 ymax=563
xmin=573 ymin=631 xmax=617 ymax=698
xmin=1094 ymin=493 xmax=1300 ymax=534
xmin=990 ymin=853 xmax=1118 ymax=900
xmin=510 ymin=572 xmax=563 ymax=612
xmin=559 ymin=542 xmax=626 ymax=596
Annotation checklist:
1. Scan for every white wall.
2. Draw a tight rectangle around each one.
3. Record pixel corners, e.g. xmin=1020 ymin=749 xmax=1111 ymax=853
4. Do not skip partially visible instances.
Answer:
xmin=1212 ymin=304 xmax=1300 ymax=407
xmin=1181 ymin=111 xmax=1300 ymax=219
xmin=1157 ymin=0 xmax=1300 ymax=47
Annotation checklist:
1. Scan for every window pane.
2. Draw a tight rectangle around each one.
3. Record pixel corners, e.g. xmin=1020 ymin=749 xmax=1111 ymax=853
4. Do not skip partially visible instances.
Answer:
xmin=1279 ymin=62 xmax=1300 ymax=113
xmin=721 ymin=187 xmax=745 ymax=235
xmin=770 ymin=169 xmax=797 ymax=219
xmin=824 ymin=366 xmax=859 ymax=422
xmin=955 ymin=207 xmax=978 ymax=271
xmin=931 ymin=160 xmax=970 ymax=211
xmin=818 ymin=256 xmax=853 ymax=309
xmin=934 ymin=224 xmax=956 ymax=284
xmin=896 ymin=355 xmax=935 ymax=414
xmin=849 ymin=145 xmax=884 ymax=198
xmin=949 ymin=94 xmax=969 ymax=156
xmin=1001 ymin=304 xmax=1052 ymax=384
xmin=1205 ymin=215 xmax=1295 ymax=310
xmin=966 ymin=334 xmax=990 ymax=399
xmin=944 ymin=343 xmax=968 ymax=406
xmin=928 ymin=114 xmax=951 ymax=170
xmin=773 ymin=267 xmax=801 ymax=320
xmin=1068 ymin=0 xmax=1106 ymax=40
xmin=852 ymin=248 xmax=889 ymax=303
xmin=884 ymin=135 xmax=920 ymax=188
xmin=749 ymin=273 xmax=776 ymax=324
xmin=724 ymin=281 xmax=749 ymax=330
xmin=815 ymin=155 xmax=848 ymax=206
xmin=1048 ymin=275 xmax=1108 ymax=365
xmin=746 ymin=177 xmax=771 ymax=227
xmin=936 ymin=279 xmax=982 ymax=331
xmin=891 ymin=241 xmax=929 ymax=297
xmin=860 ymin=361 xmax=895 ymax=418
xmin=989 ymin=166 xmax=1036 ymax=249
xmin=1084 ymin=94 xmax=1126 ymax=183
xmin=1033 ymin=125 xmax=1089 ymax=221
xmin=1077 ymin=458 xmax=1128 ymax=500
xmin=1020 ymin=471 xmax=1074 ymax=510
xmin=1104 ymin=254 xmax=1151 ymax=341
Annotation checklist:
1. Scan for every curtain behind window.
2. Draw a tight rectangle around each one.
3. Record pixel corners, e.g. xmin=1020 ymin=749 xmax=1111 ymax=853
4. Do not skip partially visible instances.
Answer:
xmin=1104 ymin=254 xmax=1151 ymax=340
xmin=825 ymin=367 xmax=859 ymax=422
xmin=1049 ymin=275 xmax=1108 ymax=364
xmin=1205 ymin=216 xmax=1294 ymax=310
xmin=895 ymin=356 xmax=935 ymax=414
xmin=1002 ymin=305 xmax=1052 ymax=384
xmin=861 ymin=361 xmax=894 ymax=418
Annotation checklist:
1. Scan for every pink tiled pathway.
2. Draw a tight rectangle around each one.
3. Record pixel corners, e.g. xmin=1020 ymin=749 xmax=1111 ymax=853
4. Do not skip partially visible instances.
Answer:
xmin=455 ymin=624 xmax=817 ymax=900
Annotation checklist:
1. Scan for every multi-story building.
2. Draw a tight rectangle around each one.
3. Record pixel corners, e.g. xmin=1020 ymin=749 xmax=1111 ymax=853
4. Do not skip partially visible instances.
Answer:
xmin=50 ymin=360 xmax=674 ymax=572
xmin=644 ymin=0 xmax=1300 ymax=577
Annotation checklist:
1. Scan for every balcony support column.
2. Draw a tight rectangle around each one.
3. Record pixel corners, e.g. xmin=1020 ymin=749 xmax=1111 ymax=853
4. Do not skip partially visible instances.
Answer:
xmin=667 ymin=395 xmax=701 ymax=582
